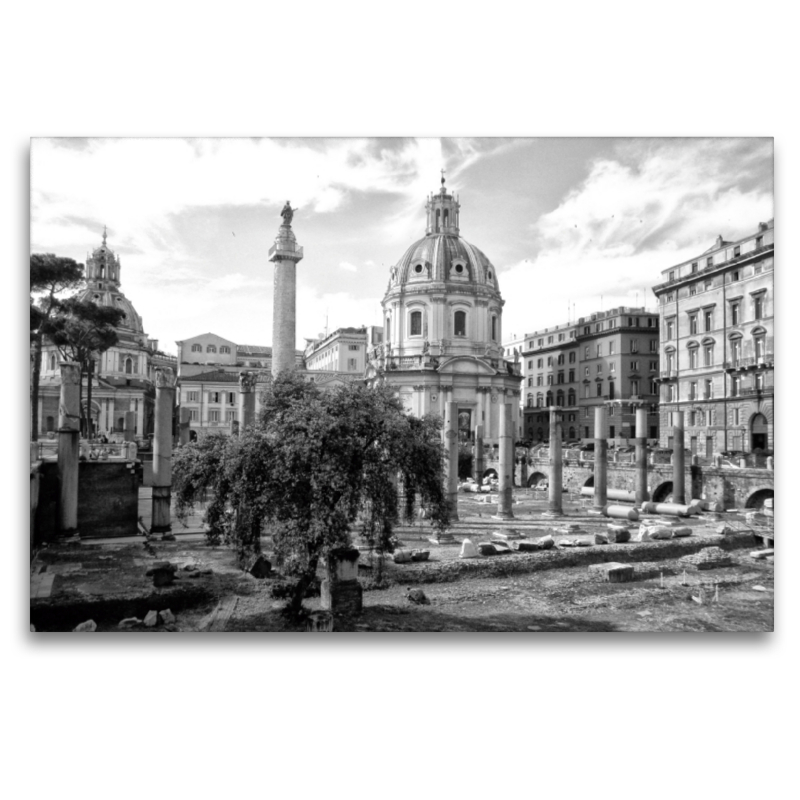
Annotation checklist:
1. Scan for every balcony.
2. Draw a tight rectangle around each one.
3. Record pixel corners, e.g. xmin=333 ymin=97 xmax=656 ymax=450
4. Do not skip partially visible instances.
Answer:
xmin=658 ymin=369 xmax=677 ymax=380
xmin=724 ymin=353 xmax=774 ymax=371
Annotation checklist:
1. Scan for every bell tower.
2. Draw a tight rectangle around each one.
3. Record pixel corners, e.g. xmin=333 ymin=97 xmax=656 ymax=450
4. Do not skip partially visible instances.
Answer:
xmin=86 ymin=226 xmax=121 ymax=290
xmin=425 ymin=170 xmax=460 ymax=236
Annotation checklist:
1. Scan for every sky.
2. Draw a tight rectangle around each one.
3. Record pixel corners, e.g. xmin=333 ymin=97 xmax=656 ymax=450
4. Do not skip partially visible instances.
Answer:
xmin=30 ymin=137 xmax=773 ymax=354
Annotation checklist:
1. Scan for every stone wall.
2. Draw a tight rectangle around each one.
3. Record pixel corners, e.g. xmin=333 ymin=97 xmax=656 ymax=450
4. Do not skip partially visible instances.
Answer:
xmin=34 ymin=460 xmax=143 ymax=542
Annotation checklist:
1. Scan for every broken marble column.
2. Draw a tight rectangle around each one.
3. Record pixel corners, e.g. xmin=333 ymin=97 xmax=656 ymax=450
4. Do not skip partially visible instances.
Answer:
xmin=496 ymin=401 xmax=514 ymax=519
xmin=444 ymin=401 xmax=459 ymax=522
xmin=178 ymin=407 xmax=191 ymax=446
xmin=594 ymin=405 xmax=608 ymax=510
xmin=320 ymin=548 xmax=363 ymax=615
xmin=57 ymin=362 xmax=81 ymax=537
xmin=238 ymin=371 xmax=257 ymax=431
xmin=474 ymin=424 xmax=485 ymax=482
xmin=634 ymin=406 xmax=649 ymax=505
xmin=672 ymin=410 xmax=686 ymax=505
xmin=548 ymin=407 xmax=563 ymax=514
xmin=151 ymin=368 xmax=177 ymax=537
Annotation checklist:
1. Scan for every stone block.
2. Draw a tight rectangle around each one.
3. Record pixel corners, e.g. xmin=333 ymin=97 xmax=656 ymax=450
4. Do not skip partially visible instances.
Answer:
xmin=491 ymin=528 xmax=523 ymax=541
xmin=459 ymin=539 xmax=480 ymax=559
xmin=750 ymin=549 xmax=774 ymax=560
xmin=478 ymin=542 xmax=498 ymax=556
xmin=606 ymin=526 xmax=631 ymax=544
xmin=411 ymin=549 xmax=430 ymax=562
xmin=671 ymin=526 xmax=692 ymax=538
xmin=535 ymin=534 xmax=555 ymax=550
xmin=146 ymin=561 xmax=177 ymax=587
xmin=637 ymin=525 xmax=673 ymax=542
xmin=118 ymin=617 xmax=142 ymax=629
xmin=607 ymin=565 xmax=635 ymax=583
xmin=406 ymin=588 xmax=430 ymax=605
xmin=144 ymin=610 xmax=159 ymax=627
xmin=246 ymin=554 xmax=272 ymax=579
xmin=512 ymin=540 xmax=542 ymax=552
xmin=393 ymin=550 xmax=414 ymax=564
xmin=159 ymin=609 xmax=175 ymax=625
xmin=588 ymin=562 xmax=627 ymax=573
xmin=594 ymin=532 xmax=609 ymax=545
xmin=73 ymin=619 xmax=97 ymax=632
xmin=679 ymin=547 xmax=732 ymax=570
xmin=320 ymin=579 xmax=363 ymax=615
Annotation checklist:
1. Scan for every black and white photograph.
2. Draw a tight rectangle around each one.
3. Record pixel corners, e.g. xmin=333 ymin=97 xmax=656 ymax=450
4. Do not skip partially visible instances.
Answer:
xmin=29 ymin=136 xmax=774 ymax=633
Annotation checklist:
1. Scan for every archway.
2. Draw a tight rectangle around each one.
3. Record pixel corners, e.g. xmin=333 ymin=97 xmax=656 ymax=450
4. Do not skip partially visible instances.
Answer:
xmin=652 ymin=482 xmax=673 ymax=503
xmin=745 ymin=488 xmax=773 ymax=510
xmin=583 ymin=475 xmax=594 ymax=488
xmin=482 ymin=468 xmax=498 ymax=480
xmin=750 ymin=413 xmax=768 ymax=451
xmin=527 ymin=471 xmax=547 ymax=488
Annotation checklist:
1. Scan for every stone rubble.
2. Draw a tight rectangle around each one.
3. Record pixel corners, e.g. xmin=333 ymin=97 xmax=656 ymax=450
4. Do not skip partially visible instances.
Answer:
xmin=679 ymin=547 xmax=733 ymax=570
xmin=143 ymin=610 xmax=160 ymax=627
xmin=73 ymin=619 xmax=97 ymax=632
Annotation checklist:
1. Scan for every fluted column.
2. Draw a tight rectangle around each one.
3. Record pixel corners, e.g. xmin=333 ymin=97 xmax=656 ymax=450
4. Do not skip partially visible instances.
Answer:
xmin=635 ymin=406 xmax=649 ymax=505
xmin=151 ymin=368 xmax=177 ymax=537
xmin=548 ymin=407 xmax=563 ymax=514
xmin=57 ymin=362 xmax=81 ymax=537
xmin=672 ymin=410 xmax=686 ymax=504
xmin=594 ymin=405 xmax=608 ymax=510
xmin=496 ymin=402 xmax=514 ymax=519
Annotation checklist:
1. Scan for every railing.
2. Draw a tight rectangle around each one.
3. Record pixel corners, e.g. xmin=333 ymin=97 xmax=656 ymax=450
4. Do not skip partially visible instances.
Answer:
xmin=659 ymin=369 xmax=677 ymax=379
xmin=724 ymin=353 xmax=774 ymax=370
xmin=34 ymin=440 xmax=139 ymax=462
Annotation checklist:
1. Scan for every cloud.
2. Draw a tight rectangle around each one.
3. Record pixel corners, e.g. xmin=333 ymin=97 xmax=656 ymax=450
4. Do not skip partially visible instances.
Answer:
xmin=338 ymin=261 xmax=358 ymax=273
xmin=499 ymin=138 xmax=773 ymax=339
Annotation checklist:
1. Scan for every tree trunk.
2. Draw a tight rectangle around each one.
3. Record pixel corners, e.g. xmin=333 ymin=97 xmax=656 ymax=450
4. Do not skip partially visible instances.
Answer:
xmin=289 ymin=553 xmax=319 ymax=619
xmin=31 ymin=333 xmax=42 ymax=441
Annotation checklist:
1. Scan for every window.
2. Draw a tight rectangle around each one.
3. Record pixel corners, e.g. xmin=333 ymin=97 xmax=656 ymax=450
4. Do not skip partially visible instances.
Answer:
xmin=649 ymin=340 xmax=658 ymax=352
xmin=220 ymin=345 xmax=230 ymax=354
xmin=609 ymin=405 xmax=615 ymax=417
xmin=730 ymin=302 xmax=740 ymax=325
xmin=689 ymin=314 xmax=698 ymax=335
xmin=557 ymin=354 xmax=564 ymax=365
xmin=649 ymin=360 xmax=658 ymax=371
xmin=538 ymin=338 xmax=543 ymax=347
xmin=753 ymin=294 xmax=764 ymax=320
xmin=665 ymin=351 xmax=675 ymax=371
xmin=348 ymin=344 xmax=359 ymax=351
xmin=730 ymin=376 xmax=740 ymax=397
xmin=704 ymin=309 xmax=713 ymax=331
xmin=191 ymin=344 xmax=202 ymax=352
xmin=730 ymin=337 xmax=742 ymax=364
xmin=629 ymin=380 xmax=637 ymax=397
xmin=547 ymin=374 xmax=553 ymax=385
xmin=536 ymin=376 xmax=543 ymax=386
xmin=527 ymin=360 xmax=532 ymax=370
xmin=733 ymin=407 xmax=740 ymax=425
xmin=49 ymin=354 xmax=56 ymax=371
xmin=558 ymin=333 xmax=565 ymax=342
xmin=609 ymin=425 xmax=616 ymax=439
xmin=704 ymin=280 xmax=712 ymax=292
xmin=584 ymin=385 xmax=590 ymax=398
xmin=209 ymin=410 xmax=220 ymax=422
xmin=627 ymin=317 xmax=633 ymax=327
xmin=526 ymin=394 xmax=533 ymax=408
xmin=596 ymin=383 xmax=603 ymax=397
xmin=584 ymin=346 xmax=589 ymax=358
xmin=667 ymin=293 xmax=674 ymax=303
xmin=596 ymin=344 xmax=602 ymax=357
xmin=690 ymin=411 xmax=696 ymax=426
xmin=125 ymin=357 xmax=132 ymax=374
xmin=688 ymin=348 xmax=698 ymax=369
xmin=704 ymin=379 xmax=713 ymax=399
xmin=689 ymin=381 xmax=697 ymax=400
xmin=584 ymin=407 xmax=590 ymax=418
xmin=608 ymin=381 xmax=615 ymax=399
xmin=347 ymin=358 xmax=357 ymax=371
xmin=630 ymin=340 xmax=639 ymax=353
xmin=189 ymin=409 xmax=198 ymax=421
xmin=669 ymin=270 xmax=675 ymax=281
xmin=667 ymin=385 xmax=676 ymax=402
xmin=227 ymin=392 xmax=236 ymax=405
xmin=609 ymin=342 xmax=615 ymax=355
xmin=547 ymin=356 xmax=553 ymax=367
xmin=491 ymin=316 xmax=497 ymax=341
xmin=703 ymin=343 xmax=714 ymax=366
xmin=666 ymin=320 xmax=674 ymax=339
xmin=755 ymin=373 xmax=764 ymax=391
xmin=596 ymin=363 xmax=602 ymax=374
xmin=548 ymin=336 xmax=553 ymax=344
xmin=733 ymin=246 xmax=741 ymax=258
xmin=537 ymin=358 xmax=543 ymax=368
xmin=568 ymin=351 xmax=576 ymax=363
xmin=410 ymin=310 xmax=422 ymax=336
xmin=609 ymin=362 xmax=616 ymax=373
xmin=226 ymin=410 xmax=236 ymax=422
xmin=706 ymin=257 xmax=713 ymax=268
xmin=568 ymin=369 xmax=575 ymax=382
xmin=630 ymin=360 xmax=639 ymax=371
xmin=207 ymin=345 xmax=216 ymax=353
xmin=186 ymin=391 xmax=199 ymax=403
xmin=537 ymin=393 xmax=543 ymax=407
xmin=691 ymin=262 xmax=698 ymax=273
xmin=568 ymin=390 xmax=575 ymax=406
xmin=732 ymin=270 xmax=740 ymax=282
xmin=754 ymin=334 xmax=765 ymax=361
xmin=557 ymin=372 xmax=564 ymax=384
xmin=527 ymin=377 xmax=533 ymax=387
xmin=756 ymin=235 xmax=763 ymax=249
xmin=584 ymin=367 xmax=590 ymax=377
xmin=649 ymin=380 xmax=658 ymax=394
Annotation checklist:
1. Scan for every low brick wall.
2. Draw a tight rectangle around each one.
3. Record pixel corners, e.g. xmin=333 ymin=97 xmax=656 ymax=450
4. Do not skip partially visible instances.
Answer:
xmin=34 ymin=460 xmax=143 ymax=542
xmin=383 ymin=531 xmax=756 ymax=586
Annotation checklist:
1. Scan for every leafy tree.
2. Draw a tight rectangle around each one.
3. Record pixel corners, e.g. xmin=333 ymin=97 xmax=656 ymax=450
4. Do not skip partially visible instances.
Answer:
xmin=29 ymin=254 xmax=84 ymax=439
xmin=46 ymin=298 xmax=125 ymax=436
xmin=173 ymin=372 xmax=450 ymax=618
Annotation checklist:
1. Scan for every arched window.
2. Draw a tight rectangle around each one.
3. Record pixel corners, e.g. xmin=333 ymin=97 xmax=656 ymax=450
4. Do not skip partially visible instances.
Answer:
xmin=526 ymin=393 xmax=533 ymax=408
xmin=702 ymin=338 xmax=715 ymax=367
xmin=409 ymin=310 xmax=422 ymax=337
xmin=546 ymin=391 xmax=553 ymax=406
xmin=687 ymin=341 xmax=699 ymax=369
xmin=751 ymin=327 xmax=767 ymax=361
xmin=491 ymin=315 xmax=497 ymax=341
xmin=49 ymin=354 xmax=56 ymax=371
xmin=125 ymin=357 xmax=132 ymax=374
xmin=567 ymin=390 xmax=576 ymax=406
xmin=729 ymin=333 xmax=742 ymax=364
xmin=191 ymin=344 xmax=202 ymax=352
xmin=556 ymin=390 xmax=564 ymax=407
xmin=435 ymin=209 xmax=440 ymax=232
xmin=454 ymin=310 xmax=467 ymax=337
xmin=536 ymin=393 xmax=543 ymax=407
xmin=569 ymin=427 xmax=576 ymax=439
xmin=207 ymin=345 xmax=217 ymax=353
xmin=665 ymin=346 xmax=676 ymax=372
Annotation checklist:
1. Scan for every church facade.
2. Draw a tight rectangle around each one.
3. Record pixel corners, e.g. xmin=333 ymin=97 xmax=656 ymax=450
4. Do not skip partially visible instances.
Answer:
xmin=35 ymin=230 xmax=176 ymax=439
xmin=366 ymin=180 xmax=522 ymax=444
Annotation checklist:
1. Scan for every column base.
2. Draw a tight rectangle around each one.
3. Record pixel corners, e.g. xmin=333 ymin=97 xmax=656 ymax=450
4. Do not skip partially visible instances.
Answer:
xmin=151 ymin=485 xmax=172 ymax=534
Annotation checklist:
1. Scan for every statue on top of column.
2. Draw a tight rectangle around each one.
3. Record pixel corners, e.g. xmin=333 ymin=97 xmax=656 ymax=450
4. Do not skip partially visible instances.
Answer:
xmin=280 ymin=201 xmax=297 ymax=227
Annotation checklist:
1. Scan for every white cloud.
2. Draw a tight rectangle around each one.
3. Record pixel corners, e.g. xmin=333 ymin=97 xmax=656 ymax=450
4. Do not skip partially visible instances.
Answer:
xmin=338 ymin=261 xmax=358 ymax=272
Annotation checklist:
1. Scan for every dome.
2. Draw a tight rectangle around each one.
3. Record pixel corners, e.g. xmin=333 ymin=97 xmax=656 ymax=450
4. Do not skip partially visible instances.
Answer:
xmin=393 ymin=233 xmax=499 ymax=290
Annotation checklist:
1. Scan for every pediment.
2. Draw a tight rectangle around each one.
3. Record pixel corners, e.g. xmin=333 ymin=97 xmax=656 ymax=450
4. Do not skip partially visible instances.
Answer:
xmin=437 ymin=356 xmax=498 ymax=375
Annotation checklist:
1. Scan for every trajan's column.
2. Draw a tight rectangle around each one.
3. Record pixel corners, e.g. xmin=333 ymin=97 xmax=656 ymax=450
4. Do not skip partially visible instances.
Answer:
xmin=269 ymin=201 xmax=304 ymax=376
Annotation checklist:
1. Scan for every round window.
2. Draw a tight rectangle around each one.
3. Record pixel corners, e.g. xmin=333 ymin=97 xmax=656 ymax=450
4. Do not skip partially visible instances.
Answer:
xmin=455 ymin=264 xmax=464 ymax=274
xmin=488 ymin=270 xmax=492 ymax=280
xmin=414 ymin=264 xmax=423 ymax=274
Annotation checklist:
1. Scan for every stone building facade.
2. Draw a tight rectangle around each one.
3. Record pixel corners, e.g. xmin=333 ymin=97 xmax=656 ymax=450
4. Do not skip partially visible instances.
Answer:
xmin=304 ymin=326 xmax=383 ymax=374
xmin=35 ymin=230 xmax=175 ymax=439
xmin=366 ymin=180 xmax=522 ymax=443
xmin=521 ymin=307 xmax=660 ymax=445
xmin=652 ymin=220 xmax=774 ymax=455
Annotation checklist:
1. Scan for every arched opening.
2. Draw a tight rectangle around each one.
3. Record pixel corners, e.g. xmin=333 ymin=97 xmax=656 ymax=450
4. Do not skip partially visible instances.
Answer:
xmin=568 ymin=426 xmax=576 ymax=439
xmin=45 ymin=416 xmax=55 ymax=433
xmin=751 ymin=413 xmax=768 ymax=451
xmin=49 ymin=354 xmax=56 ymax=371
xmin=583 ymin=475 xmax=595 ymax=488
xmin=409 ymin=310 xmax=422 ymax=337
xmin=527 ymin=471 xmax=547 ymax=489
xmin=454 ymin=310 xmax=467 ymax=337
xmin=745 ymin=488 xmax=773 ymax=510
xmin=125 ymin=357 xmax=133 ymax=374
xmin=435 ymin=209 xmax=440 ymax=232
xmin=117 ymin=416 xmax=125 ymax=432
xmin=652 ymin=482 xmax=673 ymax=503
xmin=189 ymin=429 xmax=198 ymax=442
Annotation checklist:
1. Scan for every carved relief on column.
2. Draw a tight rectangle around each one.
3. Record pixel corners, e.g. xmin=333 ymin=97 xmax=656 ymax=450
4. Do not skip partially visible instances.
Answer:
xmin=239 ymin=371 xmax=258 ymax=392
xmin=154 ymin=367 xmax=178 ymax=389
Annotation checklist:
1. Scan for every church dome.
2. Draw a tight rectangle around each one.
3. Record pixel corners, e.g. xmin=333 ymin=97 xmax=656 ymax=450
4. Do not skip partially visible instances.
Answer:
xmin=389 ymin=179 xmax=500 ymax=292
